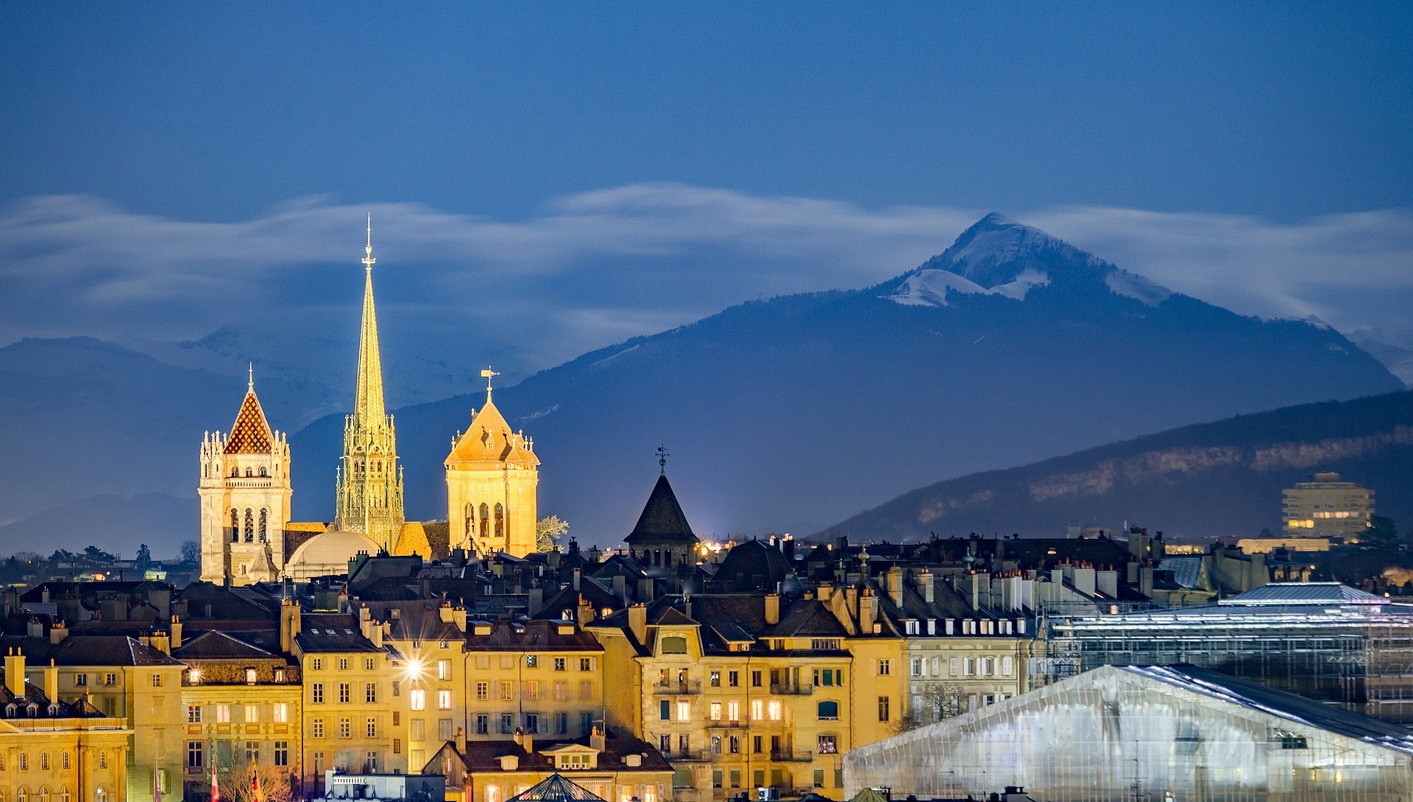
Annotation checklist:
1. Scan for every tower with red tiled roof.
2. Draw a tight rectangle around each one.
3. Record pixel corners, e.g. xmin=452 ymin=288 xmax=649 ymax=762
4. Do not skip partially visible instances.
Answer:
xmin=198 ymin=367 xmax=293 ymax=585
xmin=445 ymin=368 xmax=540 ymax=557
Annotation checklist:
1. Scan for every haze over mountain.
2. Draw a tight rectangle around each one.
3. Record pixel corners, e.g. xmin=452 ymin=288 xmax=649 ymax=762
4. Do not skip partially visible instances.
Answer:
xmin=1 ymin=214 xmax=1400 ymax=555
xmin=822 ymin=389 xmax=1413 ymax=542
xmin=287 ymin=214 xmax=1400 ymax=543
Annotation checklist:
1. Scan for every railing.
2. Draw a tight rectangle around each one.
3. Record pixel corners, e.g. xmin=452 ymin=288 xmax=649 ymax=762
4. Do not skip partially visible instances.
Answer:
xmin=654 ymin=680 xmax=703 ymax=695
xmin=768 ymin=683 xmax=812 ymax=696
xmin=707 ymin=719 xmax=751 ymax=729
xmin=668 ymin=749 xmax=711 ymax=762
xmin=769 ymin=749 xmax=813 ymax=762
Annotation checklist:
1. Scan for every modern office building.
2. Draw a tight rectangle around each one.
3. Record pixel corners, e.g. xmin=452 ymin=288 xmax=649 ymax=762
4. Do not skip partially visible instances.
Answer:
xmin=1282 ymin=471 xmax=1374 ymax=541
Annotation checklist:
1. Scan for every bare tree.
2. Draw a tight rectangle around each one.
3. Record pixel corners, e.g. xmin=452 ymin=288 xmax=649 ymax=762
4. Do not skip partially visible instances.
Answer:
xmin=226 ymin=761 xmax=293 ymax=802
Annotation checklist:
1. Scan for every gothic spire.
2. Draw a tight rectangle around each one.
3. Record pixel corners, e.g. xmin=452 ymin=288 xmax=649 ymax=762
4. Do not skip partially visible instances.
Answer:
xmin=354 ymin=214 xmax=387 ymax=427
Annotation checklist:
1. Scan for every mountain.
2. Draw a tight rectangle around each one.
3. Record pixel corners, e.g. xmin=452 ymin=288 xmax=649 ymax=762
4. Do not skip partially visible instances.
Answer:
xmin=290 ymin=214 xmax=1402 ymax=544
xmin=821 ymin=389 xmax=1413 ymax=541
xmin=0 ymin=493 xmax=197 ymax=560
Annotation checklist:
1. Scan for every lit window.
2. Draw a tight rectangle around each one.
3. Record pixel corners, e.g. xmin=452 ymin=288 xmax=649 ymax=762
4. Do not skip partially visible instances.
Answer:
xmin=437 ymin=660 xmax=451 ymax=681
xmin=187 ymin=705 xmax=202 ymax=723
xmin=215 ymin=705 xmax=230 ymax=723
xmin=436 ymin=690 xmax=452 ymax=710
xmin=273 ymin=703 xmax=289 ymax=723
xmin=709 ymin=702 xmax=721 ymax=720
xmin=410 ymin=690 xmax=426 ymax=711
xmin=676 ymin=701 xmax=690 ymax=722
xmin=245 ymin=705 xmax=258 ymax=723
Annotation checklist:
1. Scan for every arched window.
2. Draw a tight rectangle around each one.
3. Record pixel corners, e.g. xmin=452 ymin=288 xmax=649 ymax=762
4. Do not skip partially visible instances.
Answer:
xmin=17 ymin=788 xmax=26 ymax=802
xmin=40 ymin=753 xmax=48 ymax=770
xmin=61 ymin=752 xmax=69 ymax=770
xmin=231 ymin=509 xmax=240 ymax=542
xmin=479 ymin=504 xmax=489 ymax=540
xmin=60 ymin=790 xmax=70 ymax=802
xmin=244 ymin=509 xmax=254 ymax=542
xmin=817 ymin=701 xmax=839 ymax=720
xmin=464 ymin=504 xmax=473 ymax=538
xmin=231 ymin=467 xmax=238 ymax=477
xmin=95 ymin=789 xmax=106 ymax=802
xmin=98 ymin=752 xmax=106 ymax=769
xmin=38 ymin=789 xmax=49 ymax=802
xmin=259 ymin=466 xmax=267 ymax=477
xmin=259 ymin=509 xmax=268 ymax=542
xmin=494 ymin=504 xmax=504 ymax=538
xmin=18 ymin=752 xmax=27 ymax=770
xmin=245 ymin=467 xmax=252 ymax=477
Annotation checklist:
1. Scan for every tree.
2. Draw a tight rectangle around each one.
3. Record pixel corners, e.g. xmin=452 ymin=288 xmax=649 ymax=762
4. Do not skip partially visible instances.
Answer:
xmin=536 ymin=516 xmax=569 ymax=553
xmin=82 ymin=545 xmax=117 ymax=565
xmin=892 ymin=681 xmax=965 ymax=734
xmin=1363 ymin=515 xmax=1401 ymax=553
xmin=225 ymin=761 xmax=293 ymax=802
xmin=180 ymin=540 xmax=201 ymax=565
xmin=135 ymin=544 xmax=152 ymax=566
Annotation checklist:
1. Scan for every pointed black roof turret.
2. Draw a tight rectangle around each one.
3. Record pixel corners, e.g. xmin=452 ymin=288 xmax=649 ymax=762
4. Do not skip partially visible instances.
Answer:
xmin=626 ymin=474 xmax=699 ymax=546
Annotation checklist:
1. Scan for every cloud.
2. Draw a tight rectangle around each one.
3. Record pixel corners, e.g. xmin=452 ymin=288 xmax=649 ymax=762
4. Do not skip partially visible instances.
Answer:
xmin=2 ymin=187 xmax=1411 ymax=376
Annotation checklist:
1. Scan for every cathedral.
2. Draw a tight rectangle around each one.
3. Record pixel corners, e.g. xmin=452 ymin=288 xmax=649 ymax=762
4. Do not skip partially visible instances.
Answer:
xmin=199 ymin=220 xmax=541 ymax=585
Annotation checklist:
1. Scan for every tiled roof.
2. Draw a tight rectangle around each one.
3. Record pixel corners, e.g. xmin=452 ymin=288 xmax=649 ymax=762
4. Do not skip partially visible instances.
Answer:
xmin=173 ymin=630 xmax=280 ymax=661
xmin=625 ymin=475 xmax=698 ymax=545
xmin=0 ymin=635 xmax=184 ymax=667
xmin=224 ymin=390 xmax=274 ymax=454
xmin=295 ymin=614 xmax=382 ymax=653
xmin=463 ymin=620 xmax=601 ymax=652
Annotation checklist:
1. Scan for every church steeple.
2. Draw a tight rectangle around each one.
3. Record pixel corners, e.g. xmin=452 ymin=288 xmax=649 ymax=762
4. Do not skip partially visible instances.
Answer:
xmin=335 ymin=216 xmax=405 ymax=550
xmin=354 ymin=215 xmax=387 ymax=426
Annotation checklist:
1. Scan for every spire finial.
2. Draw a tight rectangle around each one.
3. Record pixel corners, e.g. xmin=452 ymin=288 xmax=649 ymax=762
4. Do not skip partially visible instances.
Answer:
xmin=656 ymin=445 xmax=669 ymax=476
xmin=248 ymin=362 xmax=254 ymax=391
xmin=362 ymin=213 xmax=376 ymax=274
xmin=480 ymin=366 xmax=499 ymax=403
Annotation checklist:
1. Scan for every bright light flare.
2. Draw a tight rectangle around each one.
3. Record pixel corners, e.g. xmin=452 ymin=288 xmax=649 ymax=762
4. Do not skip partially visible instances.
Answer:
xmin=402 ymin=655 xmax=427 ymax=683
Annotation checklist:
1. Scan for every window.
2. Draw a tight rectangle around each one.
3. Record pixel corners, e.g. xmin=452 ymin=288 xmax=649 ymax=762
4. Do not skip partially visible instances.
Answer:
xmin=274 ymin=742 xmax=289 ymax=767
xmin=338 ymin=658 xmax=349 ymax=671
xmin=579 ymin=680 xmax=593 ymax=700
xmin=215 ymin=705 xmax=230 ymax=723
xmin=729 ymin=737 xmax=740 ymax=755
xmin=312 ymin=683 xmax=324 ymax=703
xmin=500 ymin=714 xmax=513 ymax=734
xmin=817 ymin=701 xmax=839 ymax=721
xmin=525 ymin=713 xmax=540 ymax=734
xmin=41 ymin=753 xmax=49 ymax=770
xmin=727 ymin=701 xmax=740 ymax=723
xmin=524 ymin=681 xmax=540 ymax=701
xmin=555 ymin=712 xmax=568 ymax=734
xmin=104 ymin=673 xmax=116 ymax=686
xmin=709 ymin=702 xmax=722 ymax=720
xmin=338 ymin=682 xmax=351 ymax=703
xmin=579 ymin=657 xmax=594 ymax=671
xmin=949 ymin=657 xmax=959 ymax=676
xmin=312 ymin=719 xmax=325 ymax=738
xmin=245 ymin=667 xmax=258 ymax=684
xmin=676 ymin=701 xmax=691 ymax=722
xmin=661 ymin=636 xmax=687 ymax=654
xmin=499 ymin=681 xmax=514 ymax=700
xmin=246 ymin=742 xmax=259 ymax=763
xmin=245 ymin=705 xmax=259 ymax=723
xmin=312 ymin=658 xmax=323 ymax=671
xmin=709 ymin=670 xmax=720 ymax=687
xmin=273 ymin=703 xmax=289 ymax=723
xmin=410 ymin=690 xmax=425 ymax=710
xmin=74 ymin=674 xmax=87 ymax=687
xmin=878 ymin=696 xmax=891 ymax=722
xmin=659 ymin=700 xmax=670 ymax=721
xmin=366 ymin=752 xmax=378 ymax=773
xmin=910 ymin=658 xmax=921 ymax=677
xmin=187 ymin=741 xmax=203 ymax=769
xmin=152 ymin=673 xmax=163 ymax=687
xmin=553 ymin=657 xmax=566 ymax=671
xmin=727 ymin=671 xmax=739 ymax=687
xmin=752 ymin=735 xmax=763 ymax=754
xmin=811 ymin=639 xmax=841 ymax=650
xmin=367 ymin=718 xmax=377 ymax=738
xmin=365 ymin=683 xmax=378 ymax=703
xmin=436 ymin=690 xmax=452 ymax=710
xmin=1002 ymin=656 xmax=1014 ymax=676
xmin=275 ymin=668 xmax=286 ymax=683
xmin=99 ymin=752 xmax=106 ymax=769
xmin=475 ymin=715 xmax=488 ymax=735
xmin=187 ymin=705 xmax=202 ymax=723
xmin=818 ymin=734 xmax=837 ymax=754
xmin=751 ymin=700 xmax=763 ymax=720
xmin=767 ymin=701 xmax=782 ymax=721
xmin=259 ymin=509 xmax=267 ymax=542
xmin=437 ymin=660 xmax=451 ymax=681
xmin=364 ymin=657 xmax=376 ymax=671
xmin=526 ymin=655 xmax=539 ymax=668
xmin=814 ymin=769 xmax=825 ymax=788
xmin=554 ymin=681 xmax=567 ymax=701
xmin=750 ymin=670 xmax=762 ymax=687
xmin=476 ymin=681 xmax=489 ymax=701
xmin=338 ymin=718 xmax=351 ymax=739
xmin=877 ymin=659 xmax=892 ymax=676
xmin=964 ymin=658 xmax=976 ymax=676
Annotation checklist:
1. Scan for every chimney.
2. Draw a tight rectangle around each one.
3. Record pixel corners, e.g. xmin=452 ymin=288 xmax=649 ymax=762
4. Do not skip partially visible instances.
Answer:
xmin=817 ymin=582 xmax=834 ymax=602
xmin=528 ymin=588 xmax=544 ymax=617
xmin=576 ymin=594 xmax=595 ymax=625
xmin=517 ymin=727 xmax=534 ymax=755
xmin=572 ymin=568 xmax=581 ymax=592
xmin=886 ymin=567 xmax=904 ymax=608
xmin=613 ymin=575 xmax=627 ymax=602
xmin=861 ymin=589 xmax=878 ymax=634
xmin=170 ymin=616 xmax=183 ymax=649
xmin=637 ymin=577 xmax=655 ymax=604
xmin=49 ymin=621 xmax=68 ymax=645
xmin=453 ymin=605 xmax=467 ymax=633
xmin=627 ymin=604 xmax=647 ymax=644
xmin=590 ymin=721 xmax=606 ymax=752
xmin=919 ymin=569 xmax=935 ymax=604
xmin=150 ymin=630 xmax=171 ymax=655
xmin=764 ymin=594 xmax=780 ymax=626
xmin=44 ymin=660 xmax=58 ymax=703
xmin=26 ymin=618 xmax=42 ymax=639
xmin=5 ymin=649 xmax=26 ymax=698
xmin=439 ymin=601 xmax=454 ymax=623
xmin=280 ymin=598 xmax=302 ymax=654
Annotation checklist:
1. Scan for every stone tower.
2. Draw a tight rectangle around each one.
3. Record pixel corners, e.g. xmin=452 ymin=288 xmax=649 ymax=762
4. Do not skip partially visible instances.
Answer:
xmin=199 ymin=369 xmax=292 ymax=585
xmin=334 ymin=218 xmax=405 ymax=550
xmin=445 ymin=371 xmax=539 ymax=557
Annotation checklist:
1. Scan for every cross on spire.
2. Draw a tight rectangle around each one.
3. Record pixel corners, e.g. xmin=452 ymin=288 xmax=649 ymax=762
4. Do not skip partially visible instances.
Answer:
xmin=656 ymin=445 xmax=670 ymax=475
xmin=362 ymin=213 xmax=376 ymax=273
xmin=248 ymin=362 xmax=254 ymax=391
xmin=480 ymin=366 xmax=499 ymax=403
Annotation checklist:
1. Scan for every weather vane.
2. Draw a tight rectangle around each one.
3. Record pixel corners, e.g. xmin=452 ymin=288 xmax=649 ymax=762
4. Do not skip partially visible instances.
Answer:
xmin=656 ymin=445 xmax=669 ymax=475
xmin=480 ymin=366 xmax=499 ymax=403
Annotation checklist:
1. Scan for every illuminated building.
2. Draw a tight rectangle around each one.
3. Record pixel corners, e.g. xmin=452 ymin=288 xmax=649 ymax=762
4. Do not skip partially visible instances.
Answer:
xmin=445 ymin=376 xmax=540 ymax=558
xmin=1282 ymin=471 xmax=1373 ymax=541
xmin=424 ymin=730 xmax=671 ymax=802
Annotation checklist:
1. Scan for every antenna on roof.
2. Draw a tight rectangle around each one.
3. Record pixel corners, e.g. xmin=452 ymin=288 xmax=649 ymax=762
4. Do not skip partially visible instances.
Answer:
xmin=656 ymin=445 xmax=669 ymax=476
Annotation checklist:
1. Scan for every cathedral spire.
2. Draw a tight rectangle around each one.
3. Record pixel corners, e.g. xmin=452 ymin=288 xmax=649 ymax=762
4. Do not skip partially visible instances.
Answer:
xmin=354 ymin=214 xmax=387 ymax=427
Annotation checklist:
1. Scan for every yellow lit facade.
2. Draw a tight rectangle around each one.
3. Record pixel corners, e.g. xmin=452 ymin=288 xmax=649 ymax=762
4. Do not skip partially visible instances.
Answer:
xmin=445 ymin=386 xmax=540 ymax=558
xmin=1282 ymin=472 xmax=1373 ymax=541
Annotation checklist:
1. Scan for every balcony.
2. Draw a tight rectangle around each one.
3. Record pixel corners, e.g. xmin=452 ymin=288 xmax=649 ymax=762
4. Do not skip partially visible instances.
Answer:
xmin=707 ymin=719 xmax=750 ymax=729
xmin=668 ymin=749 xmax=711 ymax=762
xmin=654 ymin=680 xmax=702 ymax=695
xmin=769 ymin=683 xmax=812 ymax=696
xmin=769 ymin=749 xmax=813 ymax=763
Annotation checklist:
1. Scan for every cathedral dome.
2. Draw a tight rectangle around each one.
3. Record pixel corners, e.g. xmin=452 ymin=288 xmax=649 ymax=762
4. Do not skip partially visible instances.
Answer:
xmin=284 ymin=529 xmax=381 ymax=579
